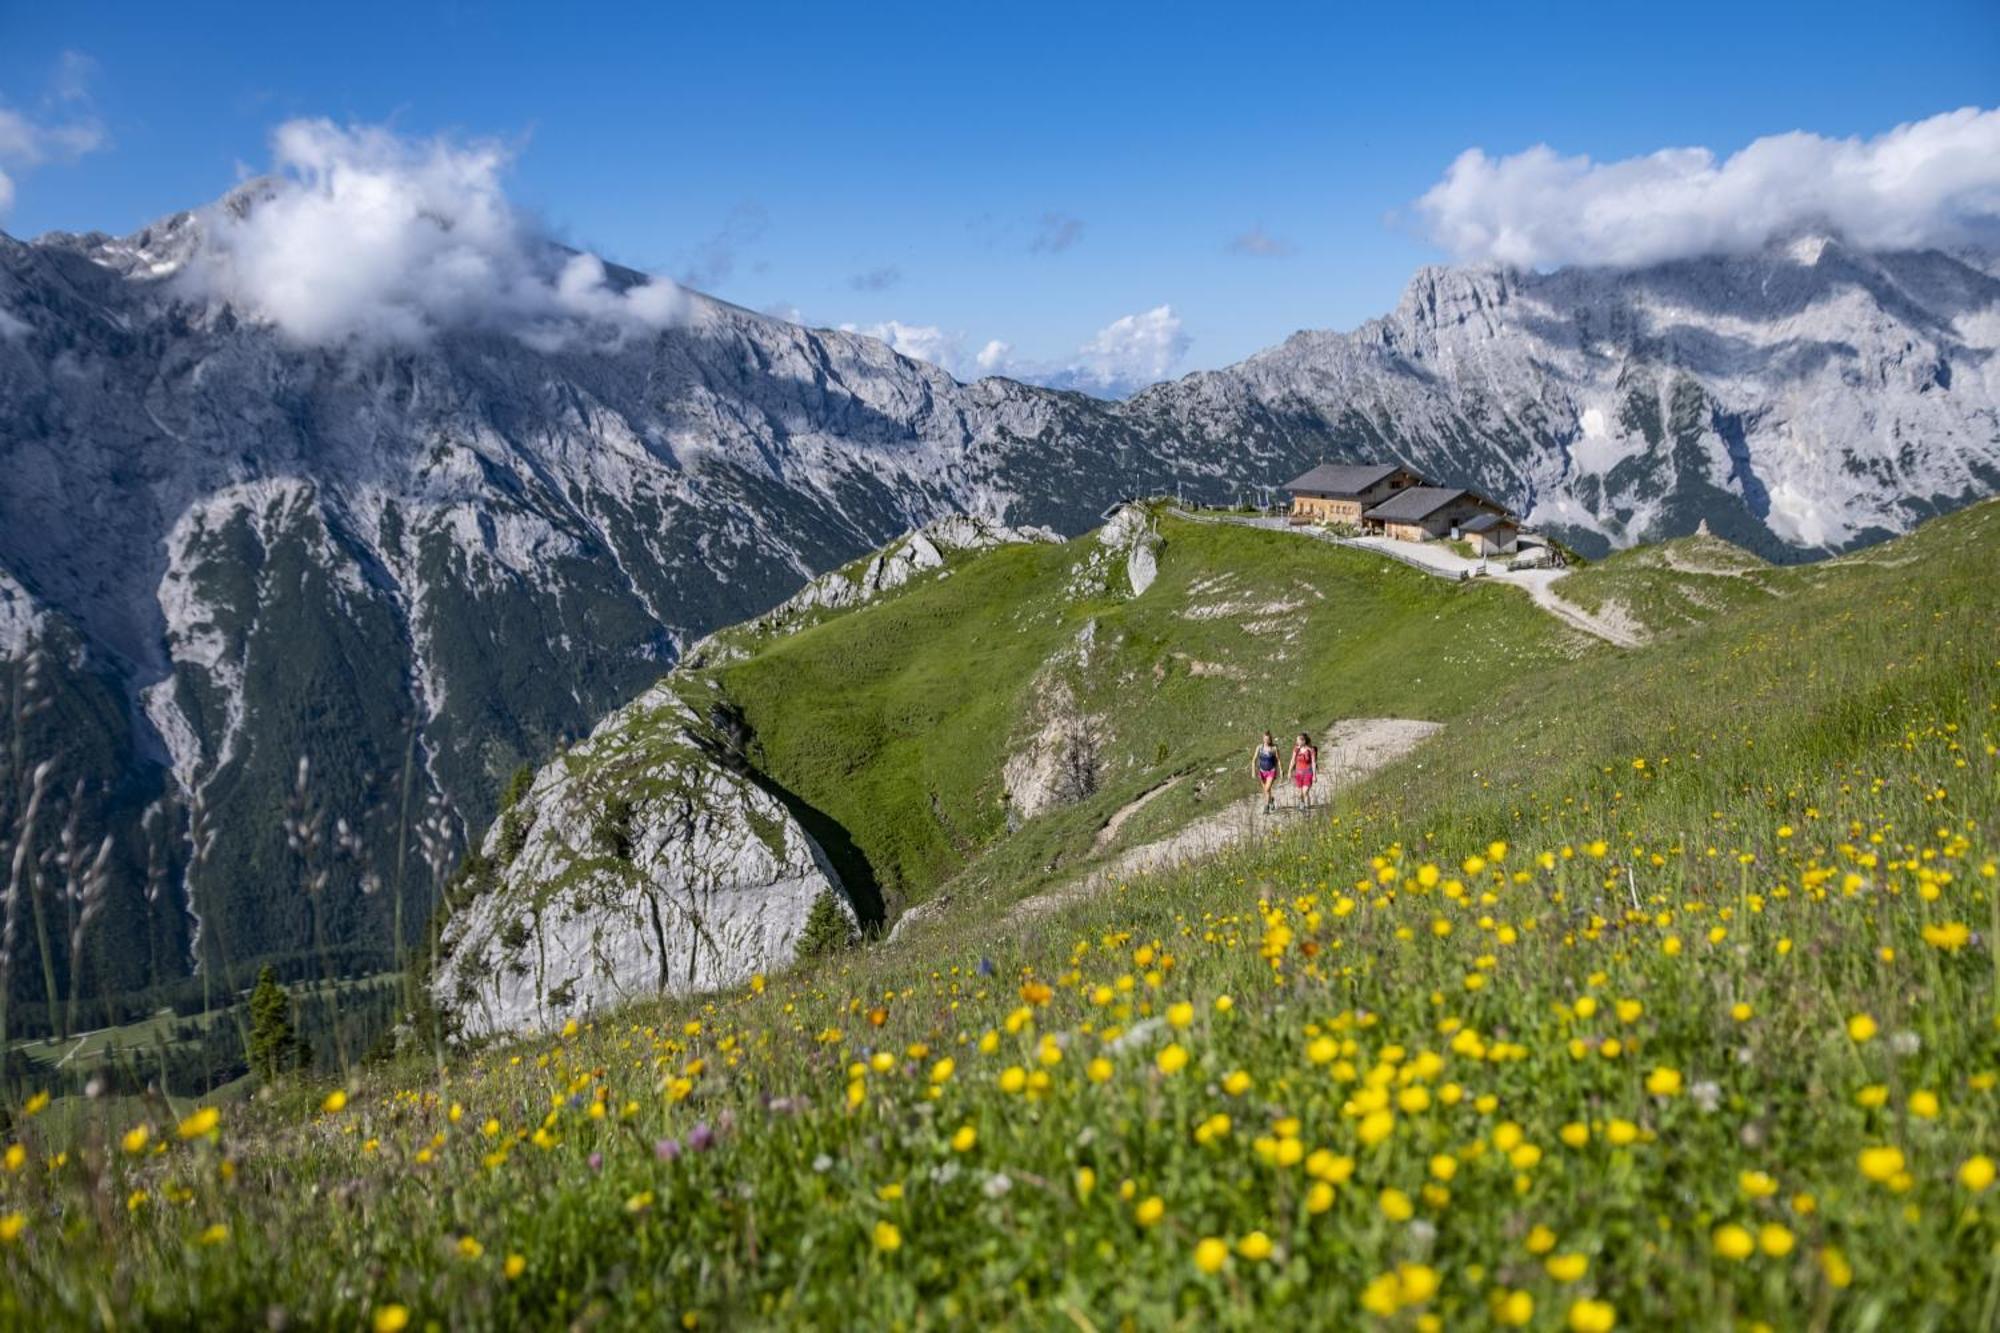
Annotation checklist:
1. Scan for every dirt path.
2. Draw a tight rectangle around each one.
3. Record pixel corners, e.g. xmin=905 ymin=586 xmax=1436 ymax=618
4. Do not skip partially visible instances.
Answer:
xmin=1515 ymin=571 xmax=1648 ymax=648
xmin=1007 ymin=717 xmax=1443 ymax=924
xmin=1091 ymin=776 xmax=1182 ymax=852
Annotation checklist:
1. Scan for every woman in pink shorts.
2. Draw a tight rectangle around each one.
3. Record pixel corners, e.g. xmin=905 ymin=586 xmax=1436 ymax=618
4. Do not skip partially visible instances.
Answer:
xmin=1253 ymin=731 xmax=1280 ymax=813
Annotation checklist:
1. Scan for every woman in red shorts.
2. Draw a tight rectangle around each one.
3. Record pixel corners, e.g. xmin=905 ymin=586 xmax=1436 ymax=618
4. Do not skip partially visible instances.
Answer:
xmin=1288 ymin=732 xmax=1317 ymax=808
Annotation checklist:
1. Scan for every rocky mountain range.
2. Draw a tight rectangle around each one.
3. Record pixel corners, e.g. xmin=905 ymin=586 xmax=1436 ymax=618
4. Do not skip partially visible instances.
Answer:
xmin=1125 ymin=235 xmax=2000 ymax=554
xmin=2 ymin=187 xmax=1995 ymax=1020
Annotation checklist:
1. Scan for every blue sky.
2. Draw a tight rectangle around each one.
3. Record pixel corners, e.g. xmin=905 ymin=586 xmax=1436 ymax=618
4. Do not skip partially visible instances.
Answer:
xmin=1 ymin=0 xmax=1995 ymax=382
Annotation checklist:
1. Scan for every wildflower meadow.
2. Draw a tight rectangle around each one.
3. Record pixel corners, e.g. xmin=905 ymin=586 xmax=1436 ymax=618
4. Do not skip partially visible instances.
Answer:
xmin=3 ymin=504 xmax=1996 ymax=1330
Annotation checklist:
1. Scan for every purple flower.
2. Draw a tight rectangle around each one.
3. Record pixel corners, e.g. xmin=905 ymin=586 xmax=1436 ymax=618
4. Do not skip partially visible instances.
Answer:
xmin=688 ymin=1122 xmax=715 ymax=1153
xmin=655 ymin=1138 xmax=682 ymax=1162
xmin=587 ymin=1152 xmax=603 ymax=1172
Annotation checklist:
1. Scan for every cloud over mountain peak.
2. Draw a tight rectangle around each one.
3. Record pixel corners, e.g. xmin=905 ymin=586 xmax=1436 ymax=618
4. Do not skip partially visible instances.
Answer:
xmin=1418 ymin=105 xmax=2000 ymax=270
xmin=179 ymin=119 xmax=685 ymax=348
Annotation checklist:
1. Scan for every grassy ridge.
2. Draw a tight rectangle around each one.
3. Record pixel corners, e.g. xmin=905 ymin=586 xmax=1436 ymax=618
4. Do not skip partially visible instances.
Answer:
xmin=705 ymin=513 xmax=1570 ymax=912
xmin=3 ymin=503 xmax=1997 ymax=1329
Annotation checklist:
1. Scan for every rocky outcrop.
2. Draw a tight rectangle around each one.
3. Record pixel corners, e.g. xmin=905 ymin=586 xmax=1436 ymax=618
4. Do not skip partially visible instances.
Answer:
xmin=430 ymin=683 xmax=849 ymax=1039
xmin=1001 ymin=676 xmax=1104 ymax=821
xmin=1098 ymin=504 xmax=1163 ymax=597
xmin=1001 ymin=620 xmax=1105 ymax=821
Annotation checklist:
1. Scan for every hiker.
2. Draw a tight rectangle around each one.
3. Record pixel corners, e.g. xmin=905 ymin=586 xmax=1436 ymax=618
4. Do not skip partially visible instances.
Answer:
xmin=1253 ymin=731 xmax=1281 ymax=812
xmin=1289 ymin=732 xmax=1318 ymax=807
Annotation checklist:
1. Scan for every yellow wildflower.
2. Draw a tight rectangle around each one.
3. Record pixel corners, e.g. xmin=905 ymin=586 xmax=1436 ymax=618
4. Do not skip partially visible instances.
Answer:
xmin=177 ymin=1107 xmax=221 ymax=1140
xmin=1711 ymin=1224 xmax=1754 ymax=1261
xmin=1545 ymin=1252 xmax=1588 ymax=1282
xmin=1858 ymin=1145 xmax=1905 ymax=1183
xmin=1568 ymin=1298 xmax=1617 ymax=1333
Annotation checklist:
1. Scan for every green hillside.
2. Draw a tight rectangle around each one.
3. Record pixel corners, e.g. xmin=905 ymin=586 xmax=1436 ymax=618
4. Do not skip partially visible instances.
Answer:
xmin=4 ymin=501 xmax=1998 ymax=1329
xmin=688 ymin=511 xmax=1572 ymax=917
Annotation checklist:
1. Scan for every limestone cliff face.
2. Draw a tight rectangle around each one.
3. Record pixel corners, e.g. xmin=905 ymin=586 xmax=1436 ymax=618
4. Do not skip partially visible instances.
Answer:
xmin=429 ymin=683 xmax=846 ymax=1039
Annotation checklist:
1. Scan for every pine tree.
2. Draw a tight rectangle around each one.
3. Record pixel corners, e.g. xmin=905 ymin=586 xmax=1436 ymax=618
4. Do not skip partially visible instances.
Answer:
xmin=793 ymin=891 xmax=853 ymax=961
xmin=246 ymin=965 xmax=302 ymax=1080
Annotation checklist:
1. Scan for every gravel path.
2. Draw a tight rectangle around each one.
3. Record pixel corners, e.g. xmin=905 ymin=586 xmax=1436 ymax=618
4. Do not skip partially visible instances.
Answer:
xmin=1007 ymin=716 xmax=1443 ymax=924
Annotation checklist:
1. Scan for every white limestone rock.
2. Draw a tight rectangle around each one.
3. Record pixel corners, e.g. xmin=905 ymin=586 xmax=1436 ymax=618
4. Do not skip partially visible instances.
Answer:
xmin=430 ymin=683 xmax=849 ymax=1040
xmin=1001 ymin=622 xmax=1105 ymax=821
xmin=1096 ymin=504 xmax=1162 ymax=597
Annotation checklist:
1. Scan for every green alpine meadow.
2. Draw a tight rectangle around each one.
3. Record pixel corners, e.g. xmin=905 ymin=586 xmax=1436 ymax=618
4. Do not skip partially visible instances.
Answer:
xmin=4 ymin=496 xmax=1996 ymax=1329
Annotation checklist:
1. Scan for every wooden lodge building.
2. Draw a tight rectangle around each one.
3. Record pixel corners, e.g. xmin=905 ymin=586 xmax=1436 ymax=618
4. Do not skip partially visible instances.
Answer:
xmin=1460 ymin=512 xmax=1522 ymax=556
xmin=1283 ymin=462 xmax=1522 ymax=552
xmin=1281 ymin=463 xmax=1421 ymax=525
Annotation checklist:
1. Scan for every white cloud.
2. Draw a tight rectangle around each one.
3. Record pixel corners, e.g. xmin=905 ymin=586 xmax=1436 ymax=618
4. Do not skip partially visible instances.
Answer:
xmin=839 ymin=319 xmax=964 ymax=369
xmin=182 ymin=119 xmax=686 ymax=348
xmin=0 ymin=107 xmax=105 ymax=164
xmin=1417 ymin=106 xmax=2000 ymax=269
xmin=841 ymin=305 xmax=1187 ymax=399
xmin=0 ymin=53 xmax=108 ymax=219
xmin=1047 ymin=305 xmax=1190 ymax=397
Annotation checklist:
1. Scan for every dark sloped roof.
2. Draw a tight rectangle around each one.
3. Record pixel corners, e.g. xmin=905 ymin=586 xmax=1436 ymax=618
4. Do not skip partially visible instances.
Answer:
xmin=1460 ymin=512 xmax=1518 ymax=534
xmin=1284 ymin=463 xmax=1402 ymax=497
xmin=1362 ymin=486 xmax=1467 ymax=523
